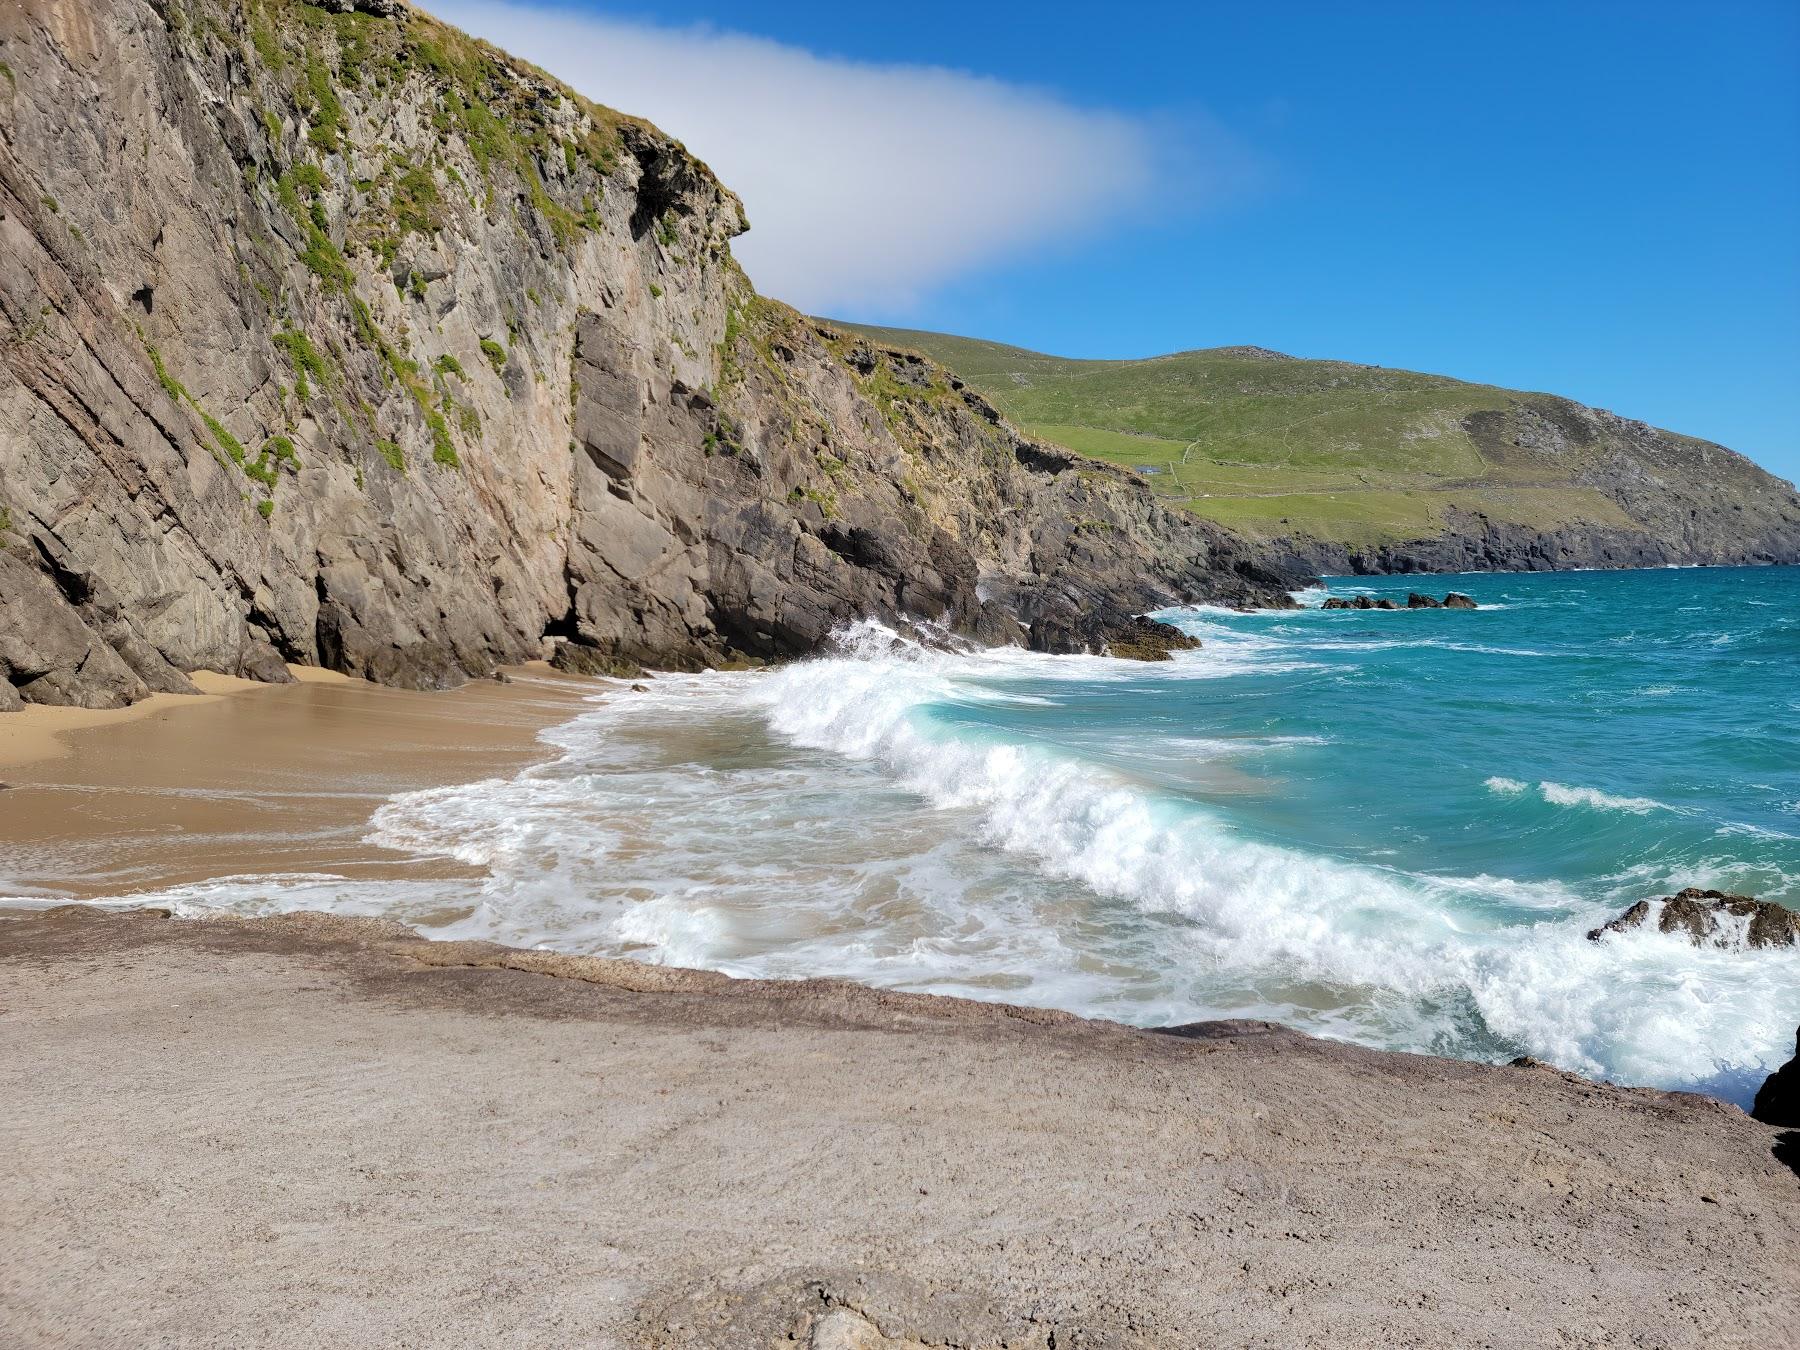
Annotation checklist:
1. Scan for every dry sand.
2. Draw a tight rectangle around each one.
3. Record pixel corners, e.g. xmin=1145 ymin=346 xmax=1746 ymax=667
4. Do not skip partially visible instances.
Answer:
xmin=0 ymin=664 xmax=597 ymax=899
xmin=1 ymin=905 xmax=1795 ymax=1349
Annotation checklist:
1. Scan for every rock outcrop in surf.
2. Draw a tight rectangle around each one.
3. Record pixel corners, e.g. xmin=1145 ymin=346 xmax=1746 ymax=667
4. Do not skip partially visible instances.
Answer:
xmin=1321 ymin=591 xmax=1478 ymax=611
xmin=1586 ymin=889 xmax=1800 ymax=950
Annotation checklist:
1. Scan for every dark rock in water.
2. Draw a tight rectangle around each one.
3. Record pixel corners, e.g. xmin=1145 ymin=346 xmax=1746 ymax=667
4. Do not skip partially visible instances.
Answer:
xmin=629 ymin=683 xmax=650 ymax=693
xmin=1586 ymin=888 xmax=1800 ymax=949
xmin=1752 ymin=1028 xmax=1800 ymax=1127
xmin=1105 ymin=616 xmax=1201 ymax=663
xmin=491 ymin=671 xmax=512 ymax=684
xmin=1325 ymin=592 xmax=1469 ymax=611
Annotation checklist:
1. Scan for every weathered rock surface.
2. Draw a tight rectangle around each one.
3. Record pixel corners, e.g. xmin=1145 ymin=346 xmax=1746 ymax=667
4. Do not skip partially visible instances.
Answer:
xmin=1274 ymin=485 xmax=1800 ymax=576
xmin=3 ymin=905 xmax=1796 ymax=1349
xmin=1753 ymin=1028 xmax=1799 ymax=1128
xmin=1098 ymin=614 xmax=1201 ymax=662
xmin=0 ymin=0 xmax=1297 ymax=710
xmin=1587 ymin=889 xmax=1800 ymax=950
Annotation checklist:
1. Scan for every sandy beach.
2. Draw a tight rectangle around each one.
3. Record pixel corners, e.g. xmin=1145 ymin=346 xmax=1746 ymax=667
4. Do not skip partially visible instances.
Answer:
xmin=0 ymin=664 xmax=598 ymax=901
xmin=1 ymin=904 xmax=1795 ymax=1349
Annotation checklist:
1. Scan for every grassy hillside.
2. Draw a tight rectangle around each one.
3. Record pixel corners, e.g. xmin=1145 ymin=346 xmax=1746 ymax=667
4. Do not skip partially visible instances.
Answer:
xmin=829 ymin=326 xmax=1690 ymax=552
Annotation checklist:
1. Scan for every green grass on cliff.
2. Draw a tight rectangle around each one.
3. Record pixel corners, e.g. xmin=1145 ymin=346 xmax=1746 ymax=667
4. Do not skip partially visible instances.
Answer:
xmin=832 ymin=325 xmax=1648 ymax=551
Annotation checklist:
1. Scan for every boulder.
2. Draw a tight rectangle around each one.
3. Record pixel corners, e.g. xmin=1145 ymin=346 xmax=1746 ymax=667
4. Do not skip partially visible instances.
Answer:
xmin=1752 ymin=1028 xmax=1799 ymax=1127
xmin=304 ymin=0 xmax=403 ymax=16
xmin=1407 ymin=592 xmax=1442 ymax=608
xmin=1105 ymin=615 xmax=1201 ymax=662
xmin=1586 ymin=888 xmax=1800 ymax=949
xmin=1442 ymin=592 xmax=1478 ymax=609
xmin=1321 ymin=597 xmax=1352 ymax=610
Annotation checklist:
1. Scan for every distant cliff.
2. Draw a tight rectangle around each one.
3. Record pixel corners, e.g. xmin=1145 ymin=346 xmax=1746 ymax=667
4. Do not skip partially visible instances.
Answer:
xmin=839 ymin=325 xmax=1800 ymax=577
xmin=0 ymin=0 xmax=1292 ymax=711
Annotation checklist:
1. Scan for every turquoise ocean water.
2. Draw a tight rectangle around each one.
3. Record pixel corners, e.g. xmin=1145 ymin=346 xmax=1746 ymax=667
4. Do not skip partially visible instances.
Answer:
xmin=30 ymin=566 xmax=1800 ymax=1102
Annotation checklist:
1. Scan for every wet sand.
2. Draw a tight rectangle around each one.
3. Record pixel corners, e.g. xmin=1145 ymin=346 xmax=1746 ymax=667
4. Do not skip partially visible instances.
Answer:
xmin=1 ymin=905 xmax=1794 ymax=1349
xmin=0 ymin=665 xmax=599 ymax=900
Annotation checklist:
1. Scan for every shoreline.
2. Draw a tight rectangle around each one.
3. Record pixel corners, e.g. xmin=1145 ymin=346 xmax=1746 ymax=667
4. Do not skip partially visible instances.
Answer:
xmin=1 ymin=903 xmax=1793 ymax=1347
xmin=0 ymin=661 xmax=601 ymax=901
xmin=0 ymin=662 xmax=558 ymax=772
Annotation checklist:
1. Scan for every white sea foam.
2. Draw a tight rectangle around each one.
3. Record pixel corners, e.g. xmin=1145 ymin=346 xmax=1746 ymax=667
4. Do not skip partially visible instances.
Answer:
xmin=1715 ymin=822 xmax=1799 ymax=842
xmin=1167 ymin=734 xmax=1329 ymax=757
xmin=1538 ymin=782 xmax=1669 ymax=814
xmin=707 ymin=624 xmax=1796 ymax=1085
xmin=1485 ymin=776 xmax=1669 ymax=815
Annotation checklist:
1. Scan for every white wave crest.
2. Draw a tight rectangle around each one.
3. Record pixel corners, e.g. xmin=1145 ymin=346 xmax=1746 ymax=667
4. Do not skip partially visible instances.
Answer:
xmin=1485 ymin=776 xmax=1669 ymax=815
xmin=1538 ymin=781 xmax=1668 ymax=814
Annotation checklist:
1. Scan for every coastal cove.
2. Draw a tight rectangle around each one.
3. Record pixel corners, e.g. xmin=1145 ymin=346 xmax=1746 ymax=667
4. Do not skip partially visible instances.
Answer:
xmin=4 ymin=567 xmax=1795 ymax=1107
xmin=3 ymin=1 xmax=1796 ymax=1341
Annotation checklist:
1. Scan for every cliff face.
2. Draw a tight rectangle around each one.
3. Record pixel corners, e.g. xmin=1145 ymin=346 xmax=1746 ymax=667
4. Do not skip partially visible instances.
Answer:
xmin=0 ymin=0 xmax=1293 ymax=711
xmin=1271 ymin=403 xmax=1800 ymax=577
xmin=839 ymin=326 xmax=1800 ymax=577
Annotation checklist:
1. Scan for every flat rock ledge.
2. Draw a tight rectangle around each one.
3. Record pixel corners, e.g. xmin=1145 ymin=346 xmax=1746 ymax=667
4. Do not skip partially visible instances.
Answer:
xmin=1 ymin=905 xmax=1795 ymax=1349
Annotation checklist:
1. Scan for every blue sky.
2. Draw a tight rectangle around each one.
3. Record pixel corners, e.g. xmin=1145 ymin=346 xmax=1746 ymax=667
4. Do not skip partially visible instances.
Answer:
xmin=436 ymin=1 xmax=1800 ymax=480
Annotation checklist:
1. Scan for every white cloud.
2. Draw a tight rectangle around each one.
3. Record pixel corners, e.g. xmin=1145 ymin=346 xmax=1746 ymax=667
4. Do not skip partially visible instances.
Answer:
xmin=424 ymin=1 xmax=1218 ymax=312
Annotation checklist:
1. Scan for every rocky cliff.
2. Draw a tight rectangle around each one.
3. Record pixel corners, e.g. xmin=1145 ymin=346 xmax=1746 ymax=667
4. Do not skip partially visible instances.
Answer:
xmin=0 ymin=0 xmax=1294 ymax=711
xmin=841 ymin=326 xmax=1800 ymax=577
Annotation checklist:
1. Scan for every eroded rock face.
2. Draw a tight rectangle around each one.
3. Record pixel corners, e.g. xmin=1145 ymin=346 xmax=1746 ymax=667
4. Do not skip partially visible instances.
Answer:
xmin=1586 ymin=889 xmax=1800 ymax=950
xmin=0 ymin=0 xmax=1299 ymax=710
